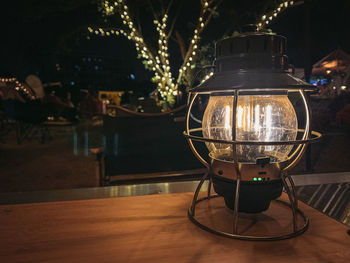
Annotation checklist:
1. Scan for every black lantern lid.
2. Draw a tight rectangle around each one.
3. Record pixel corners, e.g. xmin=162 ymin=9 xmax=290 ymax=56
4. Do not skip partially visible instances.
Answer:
xmin=190 ymin=32 xmax=315 ymax=93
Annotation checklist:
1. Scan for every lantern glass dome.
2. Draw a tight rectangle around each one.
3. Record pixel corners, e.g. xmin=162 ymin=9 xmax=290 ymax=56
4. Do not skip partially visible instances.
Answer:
xmin=202 ymin=93 xmax=298 ymax=163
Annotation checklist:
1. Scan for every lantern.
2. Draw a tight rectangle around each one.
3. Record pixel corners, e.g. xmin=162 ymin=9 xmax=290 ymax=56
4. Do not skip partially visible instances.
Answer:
xmin=184 ymin=32 xmax=322 ymax=240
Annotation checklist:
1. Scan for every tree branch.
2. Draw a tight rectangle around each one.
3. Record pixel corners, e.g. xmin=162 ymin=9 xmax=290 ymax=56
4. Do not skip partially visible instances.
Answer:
xmin=165 ymin=0 xmax=174 ymax=14
xmin=175 ymin=31 xmax=186 ymax=60
xmin=147 ymin=0 xmax=160 ymax=21
xmin=166 ymin=0 xmax=183 ymax=39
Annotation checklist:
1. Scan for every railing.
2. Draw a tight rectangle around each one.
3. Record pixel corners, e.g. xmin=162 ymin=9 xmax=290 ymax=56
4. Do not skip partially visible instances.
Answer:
xmin=107 ymin=104 xmax=186 ymax=117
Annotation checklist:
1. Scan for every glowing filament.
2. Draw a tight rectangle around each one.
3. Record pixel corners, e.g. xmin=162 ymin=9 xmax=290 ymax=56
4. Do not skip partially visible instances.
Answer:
xmin=237 ymin=106 xmax=243 ymax=128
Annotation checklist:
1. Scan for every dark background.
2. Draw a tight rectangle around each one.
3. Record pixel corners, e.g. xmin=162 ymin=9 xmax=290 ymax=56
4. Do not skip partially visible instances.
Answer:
xmin=0 ymin=0 xmax=349 ymax=92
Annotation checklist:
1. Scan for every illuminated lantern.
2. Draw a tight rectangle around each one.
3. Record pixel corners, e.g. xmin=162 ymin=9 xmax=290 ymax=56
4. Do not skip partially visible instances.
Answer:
xmin=184 ymin=32 xmax=322 ymax=240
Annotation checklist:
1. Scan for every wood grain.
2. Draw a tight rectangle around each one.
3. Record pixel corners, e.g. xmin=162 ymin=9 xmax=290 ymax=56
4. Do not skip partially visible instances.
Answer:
xmin=0 ymin=193 xmax=349 ymax=263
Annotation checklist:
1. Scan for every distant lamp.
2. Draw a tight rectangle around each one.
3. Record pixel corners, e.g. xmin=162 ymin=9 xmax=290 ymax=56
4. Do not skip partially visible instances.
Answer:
xmin=326 ymin=69 xmax=332 ymax=75
xmin=184 ymin=32 xmax=322 ymax=240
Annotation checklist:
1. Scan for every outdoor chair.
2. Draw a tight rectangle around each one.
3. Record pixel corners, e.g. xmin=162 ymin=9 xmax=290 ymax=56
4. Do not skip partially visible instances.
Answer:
xmin=94 ymin=106 xmax=206 ymax=186
xmin=0 ymin=105 xmax=11 ymax=143
xmin=2 ymin=99 xmax=51 ymax=144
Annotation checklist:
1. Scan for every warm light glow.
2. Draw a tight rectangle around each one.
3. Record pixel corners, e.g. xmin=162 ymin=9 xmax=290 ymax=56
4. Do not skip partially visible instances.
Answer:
xmin=257 ymin=0 xmax=299 ymax=31
xmin=202 ymin=94 xmax=298 ymax=163
xmin=224 ymin=105 xmax=231 ymax=128
xmin=237 ymin=106 xmax=243 ymax=128
xmin=323 ymin=60 xmax=337 ymax=68
xmin=254 ymin=105 xmax=260 ymax=129
xmin=91 ymin=0 xmax=214 ymax=104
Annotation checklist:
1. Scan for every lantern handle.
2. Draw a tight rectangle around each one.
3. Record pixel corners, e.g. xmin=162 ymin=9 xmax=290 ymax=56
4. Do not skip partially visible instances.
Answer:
xmin=185 ymin=92 xmax=210 ymax=169
xmin=282 ymin=89 xmax=311 ymax=172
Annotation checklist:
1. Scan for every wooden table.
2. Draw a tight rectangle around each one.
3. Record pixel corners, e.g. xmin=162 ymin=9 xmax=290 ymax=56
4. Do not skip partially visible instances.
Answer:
xmin=0 ymin=192 xmax=349 ymax=262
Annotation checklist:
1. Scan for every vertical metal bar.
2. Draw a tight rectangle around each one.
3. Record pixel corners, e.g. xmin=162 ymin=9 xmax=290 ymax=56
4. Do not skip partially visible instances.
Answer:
xmin=305 ymin=93 xmax=313 ymax=172
xmin=282 ymin=172 xmax=298 ymax=232
xmin=303 ymin=89 xmax=313 ymax=172
xmin=207 ymin=177 xmax=212 ymax=198
xmin=233 ymin=178 xmax=241 ymax=234
xmin=286 ymin=174 xmax=298 ymax=209
xmin=190 ymin=172 xmax=209 ymax=216
xmin=231 ymin=92 xmax=237 ymax=153
xmin=187 ymin=92 xmax=210 ymax=216
xmin=231 ymin=90 xmax=241 ymax=234
xmin=186 ymin=93 xmax=210 ymax=169
xmin=284 ymin=90 xmax=310 ymax=172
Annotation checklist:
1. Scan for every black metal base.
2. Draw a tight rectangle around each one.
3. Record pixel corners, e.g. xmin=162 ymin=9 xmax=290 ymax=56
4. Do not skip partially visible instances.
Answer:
xmin=211 ymin=174 xmax=283 ymax=213
xmin=188 ymin=195 xmax=309 ymax=241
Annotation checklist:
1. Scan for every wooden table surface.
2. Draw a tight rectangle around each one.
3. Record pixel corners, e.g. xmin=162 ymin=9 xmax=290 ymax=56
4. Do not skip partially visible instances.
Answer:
xmin=0 ymin=192 xmax=349 ymax=263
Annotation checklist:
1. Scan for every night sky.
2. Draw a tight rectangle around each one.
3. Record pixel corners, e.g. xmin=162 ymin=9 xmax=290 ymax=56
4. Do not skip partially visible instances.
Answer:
xmin=1 ymin=0 xmax=349 ymax=83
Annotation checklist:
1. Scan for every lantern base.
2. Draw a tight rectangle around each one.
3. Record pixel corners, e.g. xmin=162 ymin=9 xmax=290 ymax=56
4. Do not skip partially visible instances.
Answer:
xmin=188 ymin=195 xmax=309 ymax=241
xmin=211 ymin=174 xmax=283 ymax=213
xmin=188 ymin=171 xmax=309 ymax=241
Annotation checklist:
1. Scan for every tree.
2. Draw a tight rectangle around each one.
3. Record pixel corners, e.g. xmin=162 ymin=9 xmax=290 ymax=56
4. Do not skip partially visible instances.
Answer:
xmin=89 ymin=0 xmax=220 ymax=109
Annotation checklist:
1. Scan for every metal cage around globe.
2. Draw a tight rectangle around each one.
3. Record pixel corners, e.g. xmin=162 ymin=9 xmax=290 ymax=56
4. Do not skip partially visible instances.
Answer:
xmin=183 ymin=32 xmax=322 ymax=240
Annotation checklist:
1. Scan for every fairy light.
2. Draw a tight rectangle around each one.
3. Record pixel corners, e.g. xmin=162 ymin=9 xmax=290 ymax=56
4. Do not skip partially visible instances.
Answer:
xmin=90 ymin=0 xmax=217 ymax=103
xmin=0 ymin=77 xmax=36 ymax=100
xmin=200 ymin=71 xmax=214 ymax=84
xmin=257 ymin=1 xmax=297 ymax=31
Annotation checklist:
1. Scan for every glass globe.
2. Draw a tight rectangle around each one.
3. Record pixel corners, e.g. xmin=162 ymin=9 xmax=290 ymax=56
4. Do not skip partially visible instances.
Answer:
xmin=202 ymin=94 xmax=298 ymax=163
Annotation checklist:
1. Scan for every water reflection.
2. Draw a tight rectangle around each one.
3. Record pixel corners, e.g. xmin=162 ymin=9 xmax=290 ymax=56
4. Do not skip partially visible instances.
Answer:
xmin=84 ymin=131 xmax=88 ymax=156
xmin=114 ymin=133 xmax=118 ymax=156
xmin=72 ymin=132 xmax=119 ymax=157
xmin=73 ymin=133 xmax=78 ymax=155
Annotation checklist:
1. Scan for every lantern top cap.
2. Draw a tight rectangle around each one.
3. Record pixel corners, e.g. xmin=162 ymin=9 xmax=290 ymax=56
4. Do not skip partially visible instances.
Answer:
xmin=190 ymin=32 xmax=315 ymax=93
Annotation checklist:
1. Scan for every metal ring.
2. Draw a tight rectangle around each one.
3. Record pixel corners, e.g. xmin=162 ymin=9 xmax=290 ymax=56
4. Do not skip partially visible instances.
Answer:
xmin=188 ymin=195 xmax=309 ymax=241
xmin=184 ymin=129 xmax=322 ymax=146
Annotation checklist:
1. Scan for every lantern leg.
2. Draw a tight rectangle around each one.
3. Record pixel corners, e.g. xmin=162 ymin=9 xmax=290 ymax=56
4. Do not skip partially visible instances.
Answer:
xmin=286 ymin=173 xmax=298 ymax=209
xmin=232 ymin=176 xmax=241 ymax=234
xmin=190 ymin=171 xmax=209 ymax=216
xmin=281 ymin=172 xmax=298 ymax=232
xmin=207 ymin=177 xmax=213 ymax=198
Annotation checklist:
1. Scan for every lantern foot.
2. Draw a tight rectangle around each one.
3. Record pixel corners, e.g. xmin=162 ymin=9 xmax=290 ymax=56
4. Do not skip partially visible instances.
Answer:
xmin=188 ymin=172 xmax=309 ymax=241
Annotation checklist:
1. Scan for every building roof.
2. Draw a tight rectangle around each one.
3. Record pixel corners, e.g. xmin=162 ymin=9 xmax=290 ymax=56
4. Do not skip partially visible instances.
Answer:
xmin=312 ymin=49 xmax=350 ymax=75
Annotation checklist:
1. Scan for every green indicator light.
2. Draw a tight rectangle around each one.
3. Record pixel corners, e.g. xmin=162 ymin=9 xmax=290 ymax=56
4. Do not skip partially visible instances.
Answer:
xmin=258 ymin=177 xmax=262 ymax=181
xmin=253 ymin=178 xmax=257 ymax=181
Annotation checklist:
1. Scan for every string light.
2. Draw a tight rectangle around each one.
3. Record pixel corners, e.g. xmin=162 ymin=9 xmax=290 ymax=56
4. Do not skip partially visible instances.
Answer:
xmin=201 ymin=71 xmax=214 ymax=84
xmin=89 ymin=0 xmax=216 ymax=103
xmin=257 ymin=1 xmax=297 ymax=31
xmin=0 ymin=77 xmax=36 ymax=100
